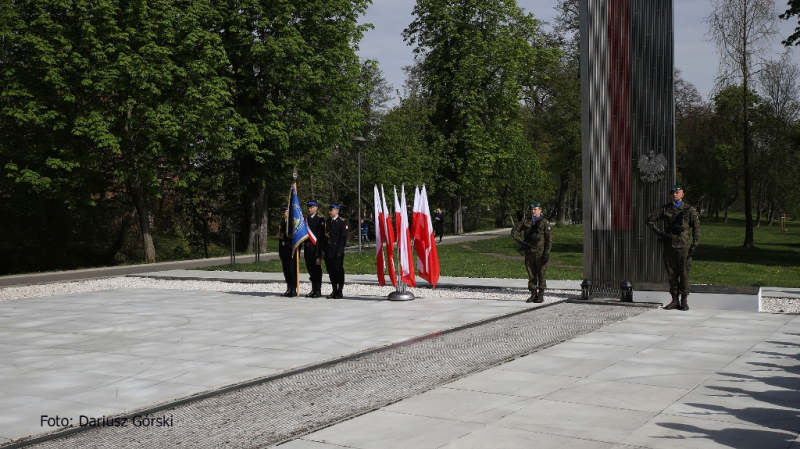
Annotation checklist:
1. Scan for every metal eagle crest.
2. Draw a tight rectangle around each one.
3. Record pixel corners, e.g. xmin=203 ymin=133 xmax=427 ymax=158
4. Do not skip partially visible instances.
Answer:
xmin=637 ymin=151 xmax=667 ymax=182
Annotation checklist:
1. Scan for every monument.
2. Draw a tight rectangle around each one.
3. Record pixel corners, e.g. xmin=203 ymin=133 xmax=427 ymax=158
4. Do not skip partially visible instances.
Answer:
xmin=579 ymin=0 xmax=675 ymax=297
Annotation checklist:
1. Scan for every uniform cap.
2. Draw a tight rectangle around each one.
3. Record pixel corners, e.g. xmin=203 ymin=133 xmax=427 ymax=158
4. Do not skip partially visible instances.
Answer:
xmin=329 ymin=203 xmax=341 ymax=210
xmin=281 ymin=206 xmax=288 ymax=211
xmin=670 ymin=184 xmax=683 ymax=193
xmin=307 ymin=200 xmax=318 ymax=207
xmin=530 ymin=201 xmax=542 ymax=208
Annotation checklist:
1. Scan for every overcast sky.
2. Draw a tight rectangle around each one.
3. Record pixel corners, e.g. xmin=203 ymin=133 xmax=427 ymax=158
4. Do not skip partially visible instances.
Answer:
xmin=357 ymin=0 xmax=799 ymax=105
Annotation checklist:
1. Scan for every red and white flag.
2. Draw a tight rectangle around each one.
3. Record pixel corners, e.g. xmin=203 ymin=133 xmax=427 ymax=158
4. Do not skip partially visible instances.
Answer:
xmin=411 ymin=185 xmax=440 ymax=288
xmin=381 ymin=185 xmax=397 ymax=287
xmin=395 ymin=185 xmax=416 ymax=287
xmin=374 ymin=185 xmax=385 ymax=286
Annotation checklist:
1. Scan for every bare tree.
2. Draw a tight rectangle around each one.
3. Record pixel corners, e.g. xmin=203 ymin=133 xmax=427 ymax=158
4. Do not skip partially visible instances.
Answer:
xmin=706 ymin=0 xmax=779 ymax=247
xmin=757 ymin=54 xmax=800 ymax=224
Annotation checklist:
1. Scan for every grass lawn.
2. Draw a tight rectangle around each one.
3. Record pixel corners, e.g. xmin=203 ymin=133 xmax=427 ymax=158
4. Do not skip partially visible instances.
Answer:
xmin=203 ymin=214 xmax=800 ymax=288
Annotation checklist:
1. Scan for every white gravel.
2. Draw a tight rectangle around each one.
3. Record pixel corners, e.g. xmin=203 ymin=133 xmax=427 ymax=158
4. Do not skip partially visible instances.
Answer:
xmin=1 ymin=277 xmax=795 ymax=314
xmin=0 ymin=276 xmax=576 ymax=303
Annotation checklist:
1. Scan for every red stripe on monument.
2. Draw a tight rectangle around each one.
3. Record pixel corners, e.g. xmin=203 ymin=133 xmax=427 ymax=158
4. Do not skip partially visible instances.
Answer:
xmin=609 ymin=0 xmax=632 ymax=230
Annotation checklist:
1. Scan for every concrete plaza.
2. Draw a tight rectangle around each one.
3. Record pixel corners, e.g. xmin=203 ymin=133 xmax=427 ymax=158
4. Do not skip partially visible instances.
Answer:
xmin=0 ymin=269 xmax=798 ymax=448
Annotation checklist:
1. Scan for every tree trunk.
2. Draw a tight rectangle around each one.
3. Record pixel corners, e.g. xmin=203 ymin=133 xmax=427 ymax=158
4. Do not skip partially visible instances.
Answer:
xmin=245 ymin=185 xmax=269 ymax=253
xmin=102 ymin=207 xmax=136 ymax=265
xmin=451 ymin=195 xmax=463 ymax=234
xmin=755 ymin=181 xmax=763 ymax=227
xmin=129 ymin=181 xmax=156 ymax=263
xmin=556 ymin=172 xmax=569 ymax=224
xmin=742 ymin=67 xmax=754 ymax=247
xmin=570 ymin=187 xmax=578 ymax=223
xmin=495 ymin=184 xmax=508 ymax=227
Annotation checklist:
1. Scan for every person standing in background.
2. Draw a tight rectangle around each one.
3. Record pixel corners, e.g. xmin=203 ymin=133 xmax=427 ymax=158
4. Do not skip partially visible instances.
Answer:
xmin=433 ymin=208 xmax=444 ymax=243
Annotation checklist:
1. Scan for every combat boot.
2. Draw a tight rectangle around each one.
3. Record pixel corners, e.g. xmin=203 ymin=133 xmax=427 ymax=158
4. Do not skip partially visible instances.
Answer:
xmin=679 ymin=294 xmax=689 ymax=311
xmin=282 ymin=287 xmax=293 ymax=297
xmin=664 ymin=294 xmax=679 ymax=310
xmin=334 ymin=285 xmax=343 ymax=299
xmin=525 ymin=291 xmax=536 ymax=303
xmin=305 ymin=284 xmax=315 ymax=298
xmin=534 ymin=289 xmax=545 ymax=303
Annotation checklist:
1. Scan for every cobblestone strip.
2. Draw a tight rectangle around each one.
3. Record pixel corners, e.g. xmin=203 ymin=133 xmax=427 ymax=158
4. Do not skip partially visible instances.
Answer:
xmin=22 ymin=301 xmax=653 ymax=449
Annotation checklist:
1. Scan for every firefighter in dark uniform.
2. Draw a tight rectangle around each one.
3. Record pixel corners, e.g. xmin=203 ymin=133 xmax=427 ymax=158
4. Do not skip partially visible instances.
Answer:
xmin=304 ymin=200 xmax=326 ymax=298
xmin=647 ymin=184 xmax=700 ymax=311
xmin=278 ymin=206 xmax=297 ymax=297
xmin=324 ymin=203 xmax=348 ymax=299
xmin=511 ymin=201 xmax=553 ymax=303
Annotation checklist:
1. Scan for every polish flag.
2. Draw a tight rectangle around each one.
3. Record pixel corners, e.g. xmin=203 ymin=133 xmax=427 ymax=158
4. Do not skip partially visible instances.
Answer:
xmin=381 ymin=185 xmax=397 ymax=287
xmin=374 ymin=185 xmax=385 ymax=286
xmin=394 ymin=185 xmax=416 ymax=287
xmin=411 ymin=185 xmax=440 ymax=288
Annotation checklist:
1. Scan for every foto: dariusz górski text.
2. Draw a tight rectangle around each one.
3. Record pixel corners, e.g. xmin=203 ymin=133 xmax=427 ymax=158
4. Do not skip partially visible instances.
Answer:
xmin=41 ymin=414 xmax=174 ymax=428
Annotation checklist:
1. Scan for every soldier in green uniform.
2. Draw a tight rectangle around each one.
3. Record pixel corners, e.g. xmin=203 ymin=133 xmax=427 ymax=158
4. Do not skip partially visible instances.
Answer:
xmin=512 ymin=201 xmax=553 ymax=303
xmin=647 ymin=184 xmax=700 ymax=311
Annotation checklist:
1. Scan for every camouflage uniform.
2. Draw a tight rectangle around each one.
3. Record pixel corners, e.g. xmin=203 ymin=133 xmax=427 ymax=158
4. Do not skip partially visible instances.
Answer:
xmin=512 ymin=215 xmax=553 ymax=301
xmin=647 ymin=201 xmax=700 ymax=306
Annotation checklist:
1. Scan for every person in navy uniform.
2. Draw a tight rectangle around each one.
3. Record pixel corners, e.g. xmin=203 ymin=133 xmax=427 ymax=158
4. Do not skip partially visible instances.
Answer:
xmin=278 ymin=206 xmax=297 ymax=297
xmin=304 ymin=200 xmax=326 ymax=298
xmin=324 ymin=203 xmax=348 ymax=299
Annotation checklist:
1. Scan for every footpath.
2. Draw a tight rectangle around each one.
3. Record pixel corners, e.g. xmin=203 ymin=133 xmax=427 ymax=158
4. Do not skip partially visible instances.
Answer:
xmin=0 ymin=230 xmax=799 ymax=448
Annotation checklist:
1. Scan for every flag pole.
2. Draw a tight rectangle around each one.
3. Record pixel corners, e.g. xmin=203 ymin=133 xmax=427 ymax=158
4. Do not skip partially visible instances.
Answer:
xmin=292 ymin=168 xmax=300 ymax=297
xmin=388 ymin=184 xmax=414 ymax=301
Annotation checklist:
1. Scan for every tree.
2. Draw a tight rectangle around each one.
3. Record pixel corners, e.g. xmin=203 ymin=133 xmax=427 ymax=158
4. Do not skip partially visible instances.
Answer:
xmin=756 ymin=55 xmax=800 ymax=223
xmin=706 ymin=0 xmax=779 ymax=247
xmin=403 ymin=0 xmax=558 ymax=234
xmin=1 ymin=0 xmax=237 ymax=263
xmin=218 ymin=0 xmax=370 ymax=252
xmin=780 ymin=0 xmax=800 ymax=45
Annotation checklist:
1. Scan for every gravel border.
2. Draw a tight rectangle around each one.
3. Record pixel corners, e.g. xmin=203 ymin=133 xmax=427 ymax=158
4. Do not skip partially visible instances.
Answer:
xmin=1 ymin=276 xmax=796 ymax=313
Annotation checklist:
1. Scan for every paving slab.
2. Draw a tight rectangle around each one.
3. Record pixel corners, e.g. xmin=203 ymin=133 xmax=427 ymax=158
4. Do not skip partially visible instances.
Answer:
xmin=0 ymin=284 xmax=537 ymax=442
xmin=2 ymin=271 xmax=799 ymax=448
xmin=291 ymin=309 xmax=800 ymax=449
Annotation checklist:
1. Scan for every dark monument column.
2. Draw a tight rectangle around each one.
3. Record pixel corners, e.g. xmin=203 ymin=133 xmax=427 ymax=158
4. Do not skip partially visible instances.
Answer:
xmin=580 ymin=0 xmax=675 ymax=297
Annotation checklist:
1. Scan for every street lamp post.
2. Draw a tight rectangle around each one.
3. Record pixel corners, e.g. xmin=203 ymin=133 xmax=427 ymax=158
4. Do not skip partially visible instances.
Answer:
xmin=353 ymin=136 xmax=367 ymax=253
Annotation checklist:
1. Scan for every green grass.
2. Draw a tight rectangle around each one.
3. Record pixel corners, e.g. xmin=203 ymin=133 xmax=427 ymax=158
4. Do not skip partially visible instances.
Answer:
xmin=202 ymin=214 xmax=800 ymax=288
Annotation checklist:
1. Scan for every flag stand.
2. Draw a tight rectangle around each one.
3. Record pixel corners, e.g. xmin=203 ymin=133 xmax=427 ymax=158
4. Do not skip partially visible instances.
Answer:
xmin=388 ymin=281 xmax=415 ymax=301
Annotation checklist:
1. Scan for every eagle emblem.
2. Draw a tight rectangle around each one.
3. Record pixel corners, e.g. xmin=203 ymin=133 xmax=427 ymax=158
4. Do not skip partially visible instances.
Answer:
xmin=637 ymin=151 xmax=667 ymax=182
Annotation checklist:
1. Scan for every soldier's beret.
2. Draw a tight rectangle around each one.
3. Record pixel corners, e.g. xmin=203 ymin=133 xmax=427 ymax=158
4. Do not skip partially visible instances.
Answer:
xmin=307 ymin=200 xmax=318 ymax=207
xmin=530 ymin=201 xmax=542 ymax=208
xmin=670 ymin=184 xmax=683 ymax=192
xmin=329 ymin=203 xmax=340 ymax=210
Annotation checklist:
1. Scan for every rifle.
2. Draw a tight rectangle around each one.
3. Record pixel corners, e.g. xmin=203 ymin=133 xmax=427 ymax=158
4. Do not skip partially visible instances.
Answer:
xmin=510 ymin=214 xmax=533 ymax=255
